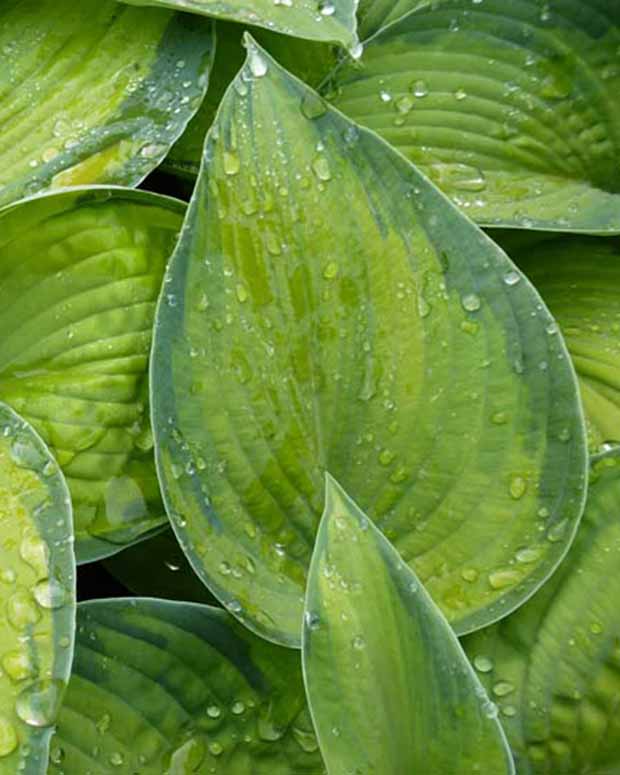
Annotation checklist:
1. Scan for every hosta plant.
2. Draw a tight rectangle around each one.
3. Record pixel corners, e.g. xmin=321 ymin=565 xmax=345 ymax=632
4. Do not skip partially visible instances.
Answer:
xmin=0 ymin=1 xmax=618 ymax=774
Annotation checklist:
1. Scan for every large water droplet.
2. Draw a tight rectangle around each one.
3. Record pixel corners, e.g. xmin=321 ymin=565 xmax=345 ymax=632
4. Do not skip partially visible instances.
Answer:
xmin=0 ymin=717 xmax=17 ymax=758
xmin=15 ymin=680 xmax=65 ymax=727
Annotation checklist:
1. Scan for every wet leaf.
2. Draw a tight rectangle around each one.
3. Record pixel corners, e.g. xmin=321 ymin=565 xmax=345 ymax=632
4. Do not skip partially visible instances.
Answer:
xmin=0 ymin=402 xmax=75 ymax=773
xmin=0 ymin=187 xmax=184 ymax=563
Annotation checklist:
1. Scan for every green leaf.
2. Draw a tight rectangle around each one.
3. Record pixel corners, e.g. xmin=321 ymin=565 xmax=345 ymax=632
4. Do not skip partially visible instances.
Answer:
xmin=0 ymin=402 xmax=75 ymax=774
xmin=49 ymin=598 xmax=324 ymax=773
xmin=303 ymin=475 xmax=514 ymax=774
xmin=151 ymin=37 xmax=588 ymax=647
xmin=104 ymin=530 xmax=216 ymax=604
xmin=493 ymin=231 xmax=620 ymax=454
xmin=356 ymin=0 xmax=425 ymax=41
xmin=119 ymin=0 xmax=358 ymax=49
xmin=324 ymin=0 xmax=620 ymax=232
xmin=462 ymin=451 xmax=620 ymax=775
xmin=0 ymin=0 xmax=214 ymax=209
xmin=163 ymin=22 xmax=340 ymax=181
xmin=0 ymin=187 xmax=185 ymax=563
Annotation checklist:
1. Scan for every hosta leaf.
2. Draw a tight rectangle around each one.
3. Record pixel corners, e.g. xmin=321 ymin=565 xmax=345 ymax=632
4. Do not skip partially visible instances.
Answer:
xmin=303 ymin=476 xmax=514 ymax=774
xmin=356 ymin=0 xmax=425 ymax=41
xmin=49 ymin=599 xmax=324 ymax=773
xmin=163 ymin=22 xmax=340 ymax=180
xmin=0 ymin=187 xmax=184 ymax=563
xmin=325 ymin=0 xmax=620 ymax=231
xmin=0 ymin=0 xmax=213 ymax=209
xmin=104 ymin=530 xmax=216 ymax=604
xmin=494 ymin=231 xmax=620 ymax=454
xmin=151 ymin=38 xmax=587 ymax=647
xmin=0 ymin=403 xmax=75 ymax=774
xmin=463 ymin=451 xmax=620 ymax=775
xmin=120 ymin=0 xmax=358 ymax=49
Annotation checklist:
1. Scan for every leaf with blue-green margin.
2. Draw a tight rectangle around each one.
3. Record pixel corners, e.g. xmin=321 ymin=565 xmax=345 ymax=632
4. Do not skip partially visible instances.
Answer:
xmin=303 ymin=475 xmax=514 ymax=775
xmin=119 ymin=0 xmax=358 ymax=50
xmin=151 ymin=36 xmax=588 ymax=647
xmin=49 ymin=598 xmax=324 ymax=773
xmin=163 ymin=22 xmax=341 ymax=181
xmin=0 ymin=187 xmax=185 ymax=564
xmin=0 ymin=402 xmax=75 ymax=774
xmin=492 ymin=230 xmax=620 ymax=454
xmin=0 ymin=0 xmax=213 ymax=209
xmin=463 ymin=450 xmax=620 ymax=775
xmin=324 ymin=0 xmax=620 ymax=232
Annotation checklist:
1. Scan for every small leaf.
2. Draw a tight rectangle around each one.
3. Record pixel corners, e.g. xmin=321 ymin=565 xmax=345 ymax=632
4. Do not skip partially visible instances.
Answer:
xmin=49 ymin=599 xmax=324 ymax=774
xmin=119 ymin=0 xmax=358 ymax=50
xmin=463 ymin=451 xmax=620 ymax=774
xmin=0 ymin=402 xmax=75 ymax=774
xmin=325 ymin=0 xmax=620 ymax=231
xmin=0 ymin=0 xmax=213 ymax=208
xmin=0 ymin=187 xmax=185 ymax=563
xmin=151 ymin=37 xmax=587 ymax=646
xmin=303 ymin=475 xmax=514 ymax=774
xmin=495 ymin=230 xmax=620 ymax=453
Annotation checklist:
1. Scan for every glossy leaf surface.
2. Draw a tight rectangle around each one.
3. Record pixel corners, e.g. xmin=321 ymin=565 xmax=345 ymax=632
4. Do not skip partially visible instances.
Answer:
xmin=0 ymin=403 xmax=75 ymax=773
xmin=0 ymin=187 xmax=184 ymax=563
xmin=120 ymin=0 xmax=358 ymax=49
xmin=0 ymin=0 xmax=213 ymax=208
xmin=496 ymin=231 xmax=620 ymax=453
xmin=303 ymin=475 xmax=514 ymax=775
xmin=463 ymin=451 xmax=620 ymax=774
xmin=326 ymin=0 xmax=620 ymax=231
xmin=152 ymin=39 xmax=587 ymax=646
xmin=50 ymin=599 xmax=324 ymax=773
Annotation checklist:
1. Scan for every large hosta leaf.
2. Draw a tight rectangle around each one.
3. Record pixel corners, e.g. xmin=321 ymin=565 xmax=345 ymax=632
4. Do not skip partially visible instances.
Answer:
xmin=49 ymin=599 xmax=324 ymax=773
xmin=325 ymin=0 xmax=620 ymax=231
xmin=0 ymin=187 xmax=184 ymax=563
xmin=303 ymin=476 xmax=514 ymax=774
xmin=463 ymin=451 xmax=620 ymax=774
xmin=0 ymin=403 xmax=75 ymax=774
xmin=494 ymin=231 xmax=620 ymax=453
xmin=0 ymin=0 xmax=213 ymax=209
xmin=151 ymin=38 xmax=587 ymax=646
xmin=163 ymin=22 xmax=340 ymax=181
xmin=120 ymin=0 xmax=358 ymax=49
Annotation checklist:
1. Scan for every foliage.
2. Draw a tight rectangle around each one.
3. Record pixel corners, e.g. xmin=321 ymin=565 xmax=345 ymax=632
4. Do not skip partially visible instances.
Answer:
xmin=0 ymin=1 xmax=618 ymax=773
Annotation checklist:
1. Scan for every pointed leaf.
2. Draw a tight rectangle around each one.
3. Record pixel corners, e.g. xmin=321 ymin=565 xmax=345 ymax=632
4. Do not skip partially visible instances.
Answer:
xmin=0 ymin=187 xmax=184 ymax=563
xmin=120 ymin=0 xmax=358 ymax=49
xmin=0 ymin=402 xmax=75 ymax=773
xmin=151 ymin=38 xmax=587 ymax=646
xmin=463 ymin=451 xmax=620 ymax=774
xmin=0 ymin=0 xmax=213 ymax=209
xmin=495 ymin=231 xmax=620 ymax=453
xmin=325 ymin=0 xmax=620 ymax=231
xmin=303 ymin=475 xmax=514 ymax=774
xmin=49 ymin=599 xmax=324 ymax=773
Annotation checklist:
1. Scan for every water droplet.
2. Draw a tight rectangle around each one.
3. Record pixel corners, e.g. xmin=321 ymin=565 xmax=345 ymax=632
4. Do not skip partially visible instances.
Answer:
xmin=378 ymin=449 xmax=394 ymax=466
xmin=236 ymin=283 xmax=248 ymax=303
xmin=2 ymin=648 xmax=35 ymax=682
xmin=516 ymin=547 xmax=542 ymax=564
xmin=323 ymin=261 xmax=339 ymax=279
xmin=292 ymin=726 xmax=319 ymax=752
xmin=488 ymin=569 xmax=522 ymax=590
xmin=493 ymin=681 xmax=515 ymax=697
xmin=33 ymin=578 xmax=67 ymax=609
xmin=305 ymin=611 xmax=321 ymax=631
xmin=248 ymin=49 xmax=268 ymax=78
xmin=352 ymin=635 xmax=366 ymax=650
xmin=461 ymin=568 xmax=479 ymax=583
xmin=590 ymin=622 xmax=603 ymax=635
xmin=411 ymin=79 xmax=428 ymax=97
xmin=454 ymin=87 xmax=467 ymax=100
xmin=312 ymin=155 xmax=331 ymax=181
xmin=0 ymin=717 xmax=17 ymax=758
xmin=501 ymin=704 xmax=517 ymax=717
xmin=15 ymin=680 xmax=65 ymax=727
xmin=474 ymin=655 xmax=494 ymax=673
xmin=301 ymin=92 xmax=327 ymax=119
xmin=395 ymin=95 xmax=414 ymax=114
xmin=379 ymin=89 xmax=392 ymax=102
xmin=20 ymin=529 xmax=49 ymax=579
xmin=223 ymin=151 xmax=240 ymax=176
xmin=231 ymin=701 xmax=245 ymax=715
xmin=509 ymin=475 xmax=527 ymax=500
xmin=207 ymin=705 xmax=221 ymax=719
xmin=491 ymin=411 xmax=508 ymax=425
xmin=547 ymin=518 xmax=568 ymax=543
xmin=318 ymin=0 xmax=335 ymax=15
xmin=208 ymin=741 xmax=224 ymax=756
xmin=7 ymin=589 xmax=40 ymax=629
xmin=109 ymin=751 xmax=125 ymax=767
xmin=503 ymin=270 xmax=521 ymax=286
xmin=461 ymin=293 xmax=481 ymax=312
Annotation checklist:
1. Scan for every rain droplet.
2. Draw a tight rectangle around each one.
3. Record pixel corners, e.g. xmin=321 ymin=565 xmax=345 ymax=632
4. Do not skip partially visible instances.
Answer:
xmin=473 ymin=655 xmax=494 ymax=673
xmin=461 ymin=293 xmax=481 ymax=312
xmin=323 ymin=261 xmax=339 ymax=279
xmin=223 ymin=151 xmax=240 ymax=176
xmin=33 ymin=578 xmax=67 ymax=609
xmin=248 ymin=49 xmax=268 ymax=78
xmin=509 ymin=475 xmax=527 ymax=500
xmin=15 ymin=680 xmax=65 ymax=727
xmin=488 ymin=569 xmax=522 ymax=590
xmin=503 ymin=270 xmax=521 ymax=286
xmin=493 ymin=681 xmax=515 ymax=697
xmin=312 ymin=155 xmax=331 ymax=181
xmin=0 ymin=717 xmax=17 ymax=758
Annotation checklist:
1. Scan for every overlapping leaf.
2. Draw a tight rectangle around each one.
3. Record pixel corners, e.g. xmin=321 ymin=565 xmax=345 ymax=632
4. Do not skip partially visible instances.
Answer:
xmin=463 ymin=451 xmax=620 ymax=774
xmin=49 ymin=599 xmax=324 ymax=773
xmin=152 ymin=39 xmax=588 ymax=646
xmin=0 ymin=403 xmax=75 ymax=774
xmin=303 ymin=476 xmax=514 ymax=774
xmin=325 ymin=0 xmax=620 ymax=231
xmin=120 ymin=0 xmax=358 ymax=49
xmin=495 ymin=231 xmax=620 ymax=453
xmin=0 ymin=187 xmax=184 ymax=563
xmin=0 ymin=0 xmax=213 ymax=208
